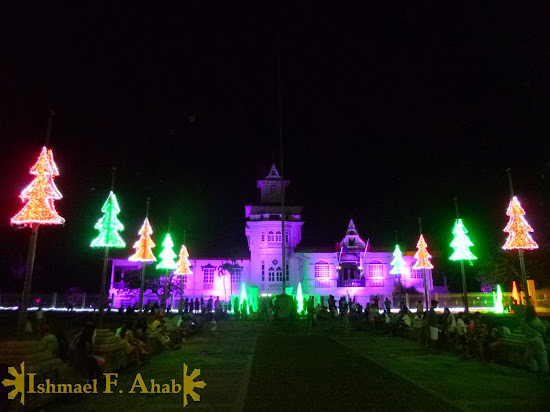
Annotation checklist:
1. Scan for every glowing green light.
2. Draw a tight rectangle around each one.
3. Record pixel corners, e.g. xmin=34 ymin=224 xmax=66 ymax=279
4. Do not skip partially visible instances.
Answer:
xmin=389 ymin=244 xmax=406 ymax=275
xmin=494 ymin=284 xmax=504 ymax=314
xmin=157 ymin=233 xmax=178 ymax=270
xmin=296 ymin=282 xmax=304 ymax=313
xmin=91 ymin=191 xmax=125 ymax=248
xmin=449 ymin=219 xmax=477 ymax=261
xmin=239 ymin=283 xmax=249 ymax=314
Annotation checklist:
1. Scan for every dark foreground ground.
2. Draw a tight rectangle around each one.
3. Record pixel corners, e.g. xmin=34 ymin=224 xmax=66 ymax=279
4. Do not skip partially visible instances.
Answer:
xmin=35 ymin=319 xmax=550 ymax=412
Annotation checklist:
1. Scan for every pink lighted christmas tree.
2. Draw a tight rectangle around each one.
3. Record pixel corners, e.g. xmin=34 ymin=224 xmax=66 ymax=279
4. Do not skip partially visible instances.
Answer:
xmin=11 ymin=147 xmax=64 ymax=226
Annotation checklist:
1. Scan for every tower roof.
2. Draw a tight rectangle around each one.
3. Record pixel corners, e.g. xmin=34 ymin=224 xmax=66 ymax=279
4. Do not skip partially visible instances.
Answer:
xmin=265 ymin=164 xmax=281 ymax=179
xmin=340 ymin=219 xmax=368 ymax=250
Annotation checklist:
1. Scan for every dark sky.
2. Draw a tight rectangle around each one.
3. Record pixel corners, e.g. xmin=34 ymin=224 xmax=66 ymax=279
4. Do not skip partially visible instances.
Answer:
xmin=1 ymin=3 xmax=549 ymax=292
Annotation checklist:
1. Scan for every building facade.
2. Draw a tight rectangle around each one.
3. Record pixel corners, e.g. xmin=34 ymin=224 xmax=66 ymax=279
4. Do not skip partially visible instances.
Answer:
xmin=109 ymin=165 xmax=433 ymax=309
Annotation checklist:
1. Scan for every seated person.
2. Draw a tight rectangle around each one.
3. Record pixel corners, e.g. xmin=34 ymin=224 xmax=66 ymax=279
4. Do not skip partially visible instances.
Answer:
xmin=39 ymin=325 xmax=59 ymax=357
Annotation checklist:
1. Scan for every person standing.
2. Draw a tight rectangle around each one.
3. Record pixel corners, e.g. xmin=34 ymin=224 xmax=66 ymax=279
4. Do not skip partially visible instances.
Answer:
xmin=521 ymin=306 xmax=548 ymax=374
xmin=384 ymin=297 xmax=391 ymax=313
xmin=427 ymin=300 xmax=439 ymax=352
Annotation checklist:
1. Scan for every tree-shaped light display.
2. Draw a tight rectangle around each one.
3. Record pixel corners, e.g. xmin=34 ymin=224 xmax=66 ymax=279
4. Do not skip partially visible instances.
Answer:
xmin=296 ymin=282 xmax=304 ymax=313
xmin=493 ymin=284 xmax=504 ymax=314
xmin=91 ymin=191 xmax=125 ymax=248
xmin=390 ymin=245 xmax=406 ymax=275
xmin=413 ymin=235 xmax=434 ymax=270
xmin=11 ymin=147 xmax=64 ymax=226
xmin=157 ymin=234 xmax=178 ymax=270
xmin=240 ymin=282 xmax=249 ymax=315
xmin=129 ymin=217 xmax=156 ymax=311
xmin=449 ymin=218 xmax=476 ymax=312
xmin=174 ymin=245 xmax=193 ymax=275
xmin=11 ymin=146 xmax=64 ymax=337
xmin=502 ymin=196 xmax=539 ymax=250
xmin=129 ymin=218 xmax=156 ymax=262
xmin=449 ymin=219 xmax=477 ymax=261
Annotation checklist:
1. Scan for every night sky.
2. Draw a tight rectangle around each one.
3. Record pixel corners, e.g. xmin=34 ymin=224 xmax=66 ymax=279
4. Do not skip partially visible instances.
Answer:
xmin=1 ymin=3 xmax=549 ymax=293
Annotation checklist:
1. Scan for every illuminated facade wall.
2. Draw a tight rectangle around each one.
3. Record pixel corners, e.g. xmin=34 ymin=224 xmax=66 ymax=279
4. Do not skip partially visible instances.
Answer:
xmin=109 ymin=165 xmax=433 ymax=308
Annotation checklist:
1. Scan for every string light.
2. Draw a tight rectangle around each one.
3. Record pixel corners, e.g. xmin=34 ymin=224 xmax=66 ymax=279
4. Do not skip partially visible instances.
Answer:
xmin=412 ymin=234 xmax=434 ymax=270
xmin=449 ymin=219 xmax=477 ymax=261
xmin=90 ymin=191 xmax=125 ymax=248
xmin=128 ymin=218 xmax=156 ymax=262
xmin=502 ymin=196 xmax=539 ymax=250
xmin=11 ymin=147 xmax=64 ymax=226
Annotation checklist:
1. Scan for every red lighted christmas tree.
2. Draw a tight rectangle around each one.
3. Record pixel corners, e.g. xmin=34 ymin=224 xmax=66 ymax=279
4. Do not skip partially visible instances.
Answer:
xmin=174 ymin=245 xmax=193 ymax=275
xmin=502 ymin=196 xmax=539 ymax=250
xmin=11 ymin=147 xmax=64 ymax=225
xmin=129 ymin=218 xmax=156 ymax=262
xmin=412 ymin=234 xmax=434 ymax=270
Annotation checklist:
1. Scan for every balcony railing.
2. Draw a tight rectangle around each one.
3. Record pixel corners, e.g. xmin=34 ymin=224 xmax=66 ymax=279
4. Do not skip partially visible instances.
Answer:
xmin=337 ymin=279 xmax=365 ymax=288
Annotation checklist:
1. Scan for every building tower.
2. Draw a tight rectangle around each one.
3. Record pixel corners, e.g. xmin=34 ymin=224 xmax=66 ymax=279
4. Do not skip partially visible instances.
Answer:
xmin=245 ymin=165 xmax=304 ymax=293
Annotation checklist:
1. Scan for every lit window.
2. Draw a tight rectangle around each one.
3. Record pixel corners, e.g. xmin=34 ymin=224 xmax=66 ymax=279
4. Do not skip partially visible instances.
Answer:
xmin=203 ymin=268 xmax=215 ymax=286
xmin=314 ymin=260 xmax=330 ymax=278
xmin=411 ymin=270 xmax=424 ymax=279
xmin=268 ymin=231 xmax=274 ymax=242
xmin=276 ymin=267 xmax=283 ymax=282
xmin=285 ymin=231 xmax=289 ymax=243
xmin=285 ymin=263 xmax=289 ymax=282
xmin=261 ymin=233 xmax=265 ymax=242
xmin=261 ymin=262 xmax=265 ymax=282
xmin=368 ymin=260 xmax=384 ymax=278
xmin=268 ymin=267 xmax=275 ymax=282
xmin=231 ymin=267 xmax=242 ymax=284
xmin=275 ymin=231 xmax=282 ymax=242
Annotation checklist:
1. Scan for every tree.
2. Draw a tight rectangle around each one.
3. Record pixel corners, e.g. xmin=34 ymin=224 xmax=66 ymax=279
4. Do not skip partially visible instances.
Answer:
xmin=449 ymin=219 xmax=477 ymax=261
xmin=11 ymin=146 xmax=64 ymax=225
xmin=217 ymin=260 xmax=239 ymax=302
xmin=90 ymin=191 xmax=125 ymax=248
xmin=503 ymin=196 xmax=539 ymax=250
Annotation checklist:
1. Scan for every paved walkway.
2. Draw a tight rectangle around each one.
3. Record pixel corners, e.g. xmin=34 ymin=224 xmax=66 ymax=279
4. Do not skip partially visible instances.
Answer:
xmin=43 ymin=320 xmax=549 ymax=411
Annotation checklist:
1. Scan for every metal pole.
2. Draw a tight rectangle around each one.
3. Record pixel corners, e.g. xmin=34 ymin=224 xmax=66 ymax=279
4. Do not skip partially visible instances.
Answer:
xmin=44 ymin=109 xmax=55 ymax=147
xmin=17 ymin=224 xmax=39 ymax=339
xmin=395 ymin=230 xmax=402 ymax=309
xmin=454 ymin=197 xmax=469 ymax=312
xmin=277 ymin=34 xmax=286 ymax=294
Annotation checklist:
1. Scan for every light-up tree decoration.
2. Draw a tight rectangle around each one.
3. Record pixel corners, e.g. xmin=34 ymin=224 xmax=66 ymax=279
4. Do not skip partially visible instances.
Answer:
xmin=390 ymin=244 xmax=406 ymax=308
xmin=413 ymin=233 xmax=433 ymax=311
xmin=449 ymin=217 xmax=477 ymax=312
xmin=502 ymin=196 xmax=539 ymax=306
xmin=157 ymin=234 xmax=178 ymax=270
xmin=239 ymin=283 xmax=249 ymax=315
xmin=503 ymin=197 xmax=538 ymax=250
xmin=493 ymin=284 xmax=504 ymax=314
xmin=11 ymin=146 xmax=64 ymax=337
xmin=157 ymin=233 xmax=178 ymax=311
xmin=296 ymin=282 xmax=304 ymax=313
xmin=129 ymin=217 xmax=156 ymax=310
xmin=511 ymin=280 xmax=520 ymax=305
xmin=91 ymin=191 xmax=125 ymax=248
xmin=11 ymin=147 xmax=64 ymax=226
xmin=175 ymin=244 xmax=193 ymax=309
xmin=91 ymin=189 xmax=125 ymax=321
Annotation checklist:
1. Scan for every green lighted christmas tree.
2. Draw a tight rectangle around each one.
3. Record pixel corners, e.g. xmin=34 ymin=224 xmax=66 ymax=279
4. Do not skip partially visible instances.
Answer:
xmin=389 ymin=244 xmax=406 ymax=275
xmin=449 ymin=219 xmax=477 ymax=261
xmin=91 ymin=191 xmax=125 ymax=248
xmin=157 ymin=233 xmax=178 ymax=270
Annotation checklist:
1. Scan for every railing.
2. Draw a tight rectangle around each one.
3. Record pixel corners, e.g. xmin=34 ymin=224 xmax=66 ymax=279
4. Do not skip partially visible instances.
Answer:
xmin=337 ymin=279 xmax=365 ymax=288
